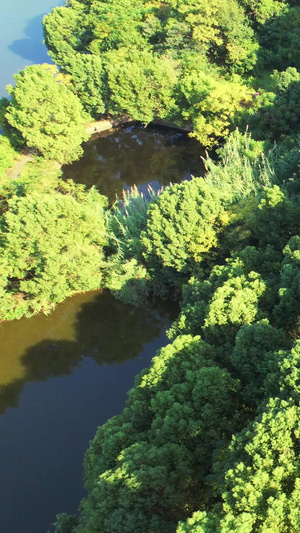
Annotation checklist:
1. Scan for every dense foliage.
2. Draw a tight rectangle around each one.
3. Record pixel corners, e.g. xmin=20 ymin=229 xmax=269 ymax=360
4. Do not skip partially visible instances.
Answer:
xmin=2 ymin=0 xmax=300 ymax=532
xmin=50 ymin=130 xmax=300 ymax=532
xmin=39 ymin=0 xmax=300 ymax=149
xmin=0 ymin=175 xmax=108 ymax=320
xmin=0 ymin=137 xmax=17 ymax=176
xmin=41 ymin=0 xmax=261 ymax=146
xmin=4 ymin=65 xmax=88 ymax=163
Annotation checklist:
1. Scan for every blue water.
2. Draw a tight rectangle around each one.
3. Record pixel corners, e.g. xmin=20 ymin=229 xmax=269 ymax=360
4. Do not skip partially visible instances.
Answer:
xmin=0 ymin=0 xmax=62 ymax=97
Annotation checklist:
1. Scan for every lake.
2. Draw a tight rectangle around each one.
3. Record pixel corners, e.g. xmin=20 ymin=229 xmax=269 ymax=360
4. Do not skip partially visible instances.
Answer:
xmin=0 ymin=2 xmax=205 ymax=532
xmin=0 ymin=0 xmax=62 ymax=97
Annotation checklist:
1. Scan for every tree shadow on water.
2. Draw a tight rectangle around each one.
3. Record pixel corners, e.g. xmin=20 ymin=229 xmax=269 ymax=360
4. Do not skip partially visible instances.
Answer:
xmin=0 ymin=291 xmax=175 ymax=414
xmin=8 ymin=13 xmax=53 ymax=64
xmin=62 ymin=124 xmax=206 ymax=201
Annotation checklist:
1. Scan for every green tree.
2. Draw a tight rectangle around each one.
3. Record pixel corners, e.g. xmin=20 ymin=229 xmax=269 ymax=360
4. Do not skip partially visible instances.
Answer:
xmin=247 ymin=68 xmax=300 ymax=144
xmin=63 ymin=53 xmax=106 ymax=116
xmin=44 ymin=4 xmax=107 ymax=117
xmin=43 ymin=2 xmax=87 ymax=66
xmin=85 ymin=0 xmax=146 ymax=53
xmin=189 ymin=398 xmax=300 ymax=533
xmin=141 ymin=178 xmax=228 ymax=285
xmin=202 ymin=270 xmax=266 ymax=350
xmin=169 ymin=255 xmax=266 ymax=358
xmin=150 ymin=0 xmax=258 ymax=71
xmin=74 ymin=335 xmax=241 ymax=533
xmin=0 ymin=186 xmax=108 ymax=320
xmin=0 ymin=97 xmax=24 ymax=148
xmin=274 ymin=235 xmax=300 ymax=329
xmin=230 ymin=320 xmax=290 ymax=403
xmin=259 ymin=7 xmax=300 ymax=71
xmin=0 ymin=137 xmax=17 ymax=176
xmin=106 ymin=48 xmax=178 ymax=123
xmin=250 ymin=185 xmax=300 ymax=250
xmin=49 ymin=513 xmax=79 ymax=533
xmin=179 ymin=70 xmax=253 ymax=147
xmin=5 ymin=64 xmax=88 ymax=163
xmin=239 ymin=0 xmax=287 ymax=24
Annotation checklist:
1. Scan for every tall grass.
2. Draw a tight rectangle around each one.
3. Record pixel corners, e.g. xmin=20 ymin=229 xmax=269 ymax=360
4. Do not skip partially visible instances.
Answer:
xmin=204 ymin=128 xmax=276 ymax=200
xmin=110 ymin=184 xmax=160 ymax=261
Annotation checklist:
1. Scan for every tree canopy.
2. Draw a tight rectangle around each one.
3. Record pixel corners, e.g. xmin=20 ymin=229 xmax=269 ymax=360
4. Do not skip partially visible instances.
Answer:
xmin=5 ymin=64 xmax=88 ymax=163
xmin=0 ymin=180 xmax=108 ymax=320
xmin=49 ymin=126 xmax=300 ymax=532
xmin=41 ymin=0 xmax=259 ymax=144
xmin=3 ymin=0 xmax=300 ymax=532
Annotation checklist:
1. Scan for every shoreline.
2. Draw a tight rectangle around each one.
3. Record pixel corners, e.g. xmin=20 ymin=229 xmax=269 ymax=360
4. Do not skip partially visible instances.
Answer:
xmin=86 ymin=116 xmax=193 ymax=136
xmin=6 ymin=116 xmax=193 ymax=179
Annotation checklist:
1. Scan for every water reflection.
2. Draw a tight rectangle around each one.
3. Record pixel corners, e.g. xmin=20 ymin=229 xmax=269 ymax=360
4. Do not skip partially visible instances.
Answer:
xmin=0 ymin=0 xmax=62 ymax=95
xmin=0 ymin=121 xmax=190 ymax=532
xmin=0 ymin=290 xmax=176 ymax=414
xmin=8 ymin=13 xmax=55 ymax=64
xmin=62 ymin=123 xmax=206 ymax=200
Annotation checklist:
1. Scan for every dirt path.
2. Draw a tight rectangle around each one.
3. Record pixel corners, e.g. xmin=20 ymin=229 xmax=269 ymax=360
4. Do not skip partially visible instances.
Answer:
xmin=85 ymin=116 xmax=132 ymax=136
xmin=6 ymin=153 xmax=33 ymax=180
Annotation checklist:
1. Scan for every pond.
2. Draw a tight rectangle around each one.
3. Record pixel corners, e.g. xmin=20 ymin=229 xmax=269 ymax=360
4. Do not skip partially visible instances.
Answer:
xmin=0 ymin=290 xmax=178 ymax=533
xmin=63 ymin=122 xmax=206 ymax=201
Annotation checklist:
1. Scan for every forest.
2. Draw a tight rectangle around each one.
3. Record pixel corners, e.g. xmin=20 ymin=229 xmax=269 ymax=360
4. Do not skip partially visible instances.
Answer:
xmin=1 ymin=0 xmax=300 ymax=531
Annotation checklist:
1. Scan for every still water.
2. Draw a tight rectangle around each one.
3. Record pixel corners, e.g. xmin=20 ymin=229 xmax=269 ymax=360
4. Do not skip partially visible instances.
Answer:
xmin=0 ymin=2 xmax=205 ymax=532
xmin=0 ymin=0 xmax=62 ymax=96
xmin=63 ymin=122 xmax=206 ymax=200
xmin=0 ymin=117 xmax=206 ymax=533
xmin=0 ymin=291 xmax=177 ymax=532
xmin=0 ymin=122 xmax=203 ymax=532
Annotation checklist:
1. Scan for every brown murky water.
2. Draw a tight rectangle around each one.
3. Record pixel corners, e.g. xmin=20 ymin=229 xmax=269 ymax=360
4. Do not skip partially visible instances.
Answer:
xmin=62 ymin=122 xmax=206 ymax=200
xmin=0 ymin=124 xmax=203 ymax=532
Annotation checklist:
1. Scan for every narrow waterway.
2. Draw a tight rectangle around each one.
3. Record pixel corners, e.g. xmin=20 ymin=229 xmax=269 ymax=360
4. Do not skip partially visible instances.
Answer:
xmin=0 ymin=122 xmax=204 ymax=532
xmin=0 ymin=3 xmax=206 ymax=532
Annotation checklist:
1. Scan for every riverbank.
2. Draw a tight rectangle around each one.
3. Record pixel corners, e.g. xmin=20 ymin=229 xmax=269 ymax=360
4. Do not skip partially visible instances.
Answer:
xmin=85 ymin=116 xmax=132 ymax=135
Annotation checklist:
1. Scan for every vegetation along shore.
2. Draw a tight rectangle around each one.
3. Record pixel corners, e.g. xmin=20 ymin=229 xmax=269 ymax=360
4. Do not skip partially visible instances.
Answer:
xmin=2 ymin=0 xmax=300 ymax=531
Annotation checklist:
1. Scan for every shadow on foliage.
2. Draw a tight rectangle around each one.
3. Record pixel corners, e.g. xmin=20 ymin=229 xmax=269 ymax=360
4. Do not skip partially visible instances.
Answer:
xmin=257 ymin=7 xmax=300 ymax=72
xmin=247 ymin=77 xmax=300 ymax=144
xmin=8 ymin=13 xmax=53 ymax=64
xmin=0 ymin=290 xmax=176 ymax=414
